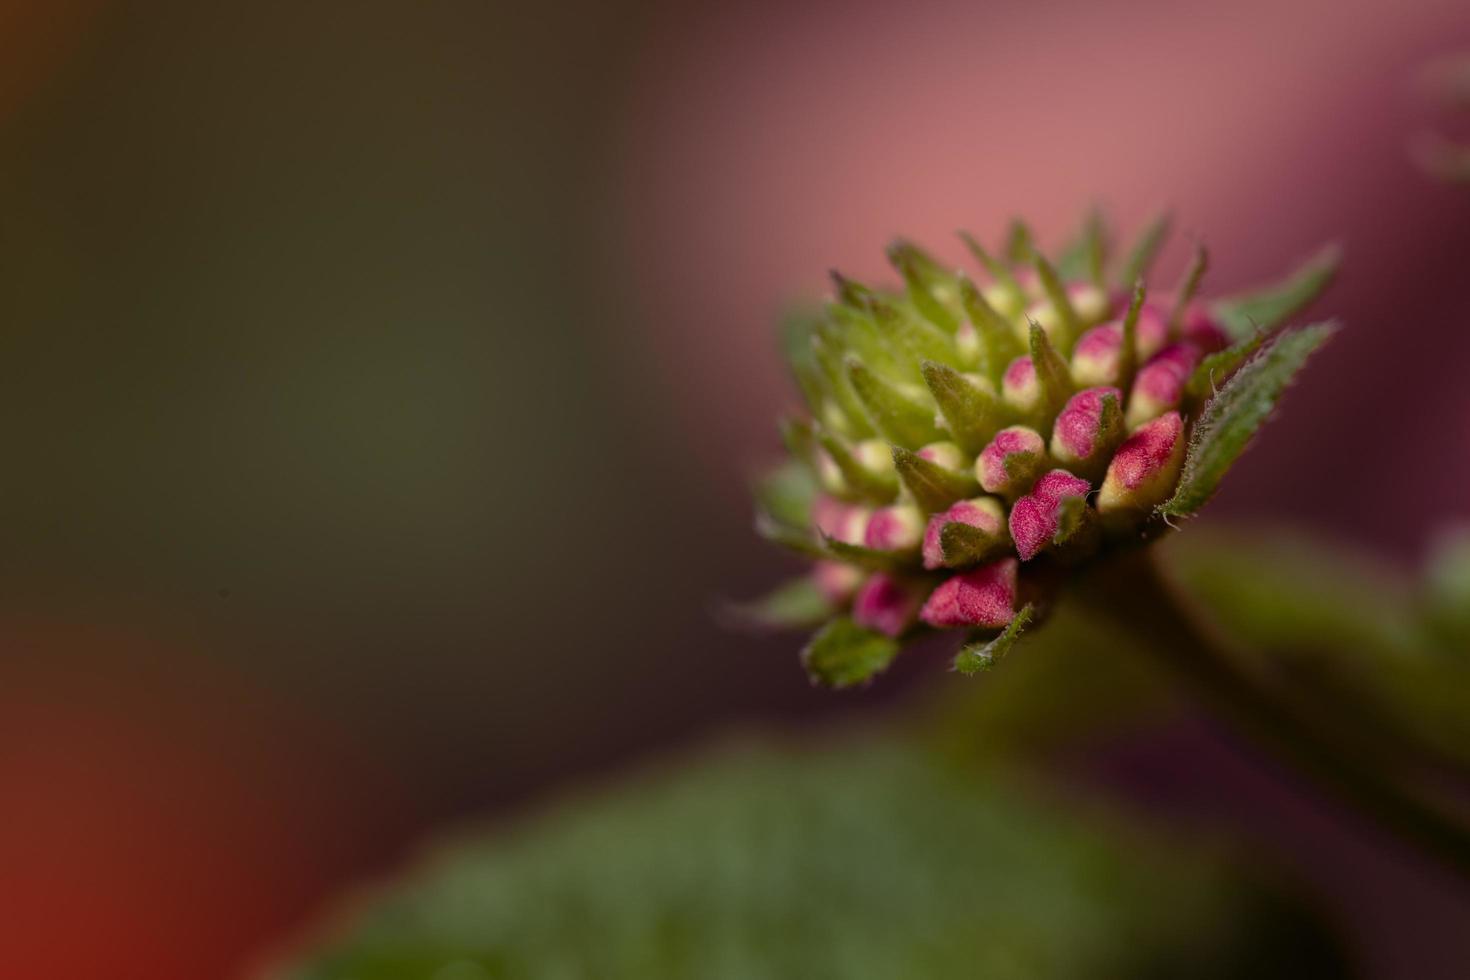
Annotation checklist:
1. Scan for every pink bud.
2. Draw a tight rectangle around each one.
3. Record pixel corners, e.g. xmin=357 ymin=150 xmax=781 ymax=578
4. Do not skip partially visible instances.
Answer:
xmin=812 ymin=496 xmax=869 ymax=545
xmin=1070 ymin=324 xmax=1124 ymax=387
xmin=853 ymin=573 xmax=923 ymax=637
xmin=863 ymin=504 xmax=924 ymax=552
xmin=922 ymin=496 xmax=1007 ymax=570
xmin=1126 ymin=343 xmax=1201 ymax=428
xmin=1001 ymin=356 xmax=1041 ymax=415
xmin=975 ymin=426 xmax=1048 ymax=498
xmin=1049 ymin=387 xmax=1124 ymax=475
xmin=1133 ymin=304 xmax=1171 ymax=361
xmin=812 ymin=560 xmax=863 ymax=604
xmin=919 ymin=558 xmax=1018 ymax=630
xmin=1024 ymin=283 xmax=1108 ymax=340
xmin=1009 ymin=469 xmax=1092 ymax=561
xmin=916 ymin=441 xmax=967 ymax=471
xmin=1098 ymin=411 xmax=1187 ymax=515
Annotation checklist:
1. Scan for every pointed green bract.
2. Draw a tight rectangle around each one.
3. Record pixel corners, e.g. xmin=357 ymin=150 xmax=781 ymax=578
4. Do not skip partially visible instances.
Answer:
xmin=1117 ymin=211 xmax=1171 ymax=287
xmin=1056 ymin=209 xmax=1108 ymax=287
xmin=1184 ymin=328 xmax=1273 ymax=405
xmin=957 ymin=273 xmax=1026 ymax=381
xmin=847 ymin=358 xmax=943 ymax=448
xmin=893 ymin=446 xmax=981 ymax=513
xmin=1028 ymin=323 xmax=1073 ymax=432
xmin=811 ymin=335 xmax=876 ymax=438
xmin=823 ymin=537 xmax=912 ymax=571
xmin=888 ymin=240 xmax=960 ymax=331
xmin=1167 ymin=244 xmax=1209 ymax=331
xmin=755 ymin=509 xmax=827 ymax=559
xmin=921 ymin=360 xmax=1005 ymax=455
xmin=1005 ymin=220 xmax=1035 ymax=264
xmin=954 ymin=604 xmax=1036 ymax=675
xmin=754 ymin=458 xmax=816 ymax=530
xmin=816 ymin=430 xmax=898 ymax=502
xmin=725 ymin=576 xmax=833 ymax=631
xmin=959 ymin=230 xmax=1027 ymax=313
xmin=801 ymin=616 xmax=901 ymax=687
xmin=1211 ymin=244 xmax=1342 ymax=340
xmin=779 ymin=416 xmax=817 ymax=466
xmin=1118 ymin=280 xmax=1146 ymax=389
xmin=1161 ymin=322 xmax=1338 ymax=518
xmin=1033 ymin=254 xmax=1082 ymax=352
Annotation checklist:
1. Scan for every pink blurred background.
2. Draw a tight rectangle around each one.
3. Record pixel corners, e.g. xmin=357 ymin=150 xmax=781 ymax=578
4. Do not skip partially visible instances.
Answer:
xmin=1 ymin=0 xmax=1468 ymax=976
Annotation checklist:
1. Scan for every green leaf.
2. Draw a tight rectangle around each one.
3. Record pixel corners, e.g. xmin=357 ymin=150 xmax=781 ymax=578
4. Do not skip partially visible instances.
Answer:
xmin=1028 ymin=323 xmax=1073 ymax=430
xmin=811 ymin=334 xmax=877 ymax=439
xmin=271 ymin=735 xmax=1349 ymax=980
xmin=921 ymin=360 xmax=1005 ymax=455
xmin=754 ymin=510 xmax=827 ymax=559
xmin=1004 ymin=218 xmax=1035 ymax=264
xmin=888 ymin=240 xmax=960 ymax=332
xmin=1116 ymin=211 xmax=1171 ymax=287
xmin=1161 ymin=323 xmax=1337 ymax=518
xmin=1116 ymin=280 xmax=1146 ymax=389
xmin=1167 ymin=243 xmax=1209 ymax=332
xmin=959 ymin=230 xmax=1027 ymax=314
xmin=1211 ymin=244 xmax=1341 ymax=340
xmin=892 ymin=446 xmax=980 ymax=513
xmin=847 ymin=358 xmax=943 ymax=449
xmin=1056 ymin=209 xmax=1108 ymax=287
xmin=1424 ymin=525 xmax=1470 ymax=653
xmin=801 ymin=616 xmax=901 ymax=687
xmin=722 ymin=576 xmax=834 ymax=632
xmin=955 ymin=604 xmax=1036 ymax=675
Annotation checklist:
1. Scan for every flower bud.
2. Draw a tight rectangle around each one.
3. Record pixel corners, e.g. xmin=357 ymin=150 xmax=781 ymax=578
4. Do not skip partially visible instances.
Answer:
xmin=1009 ymin=469 xmax=1092 ymax=561
xmin=1126 ymin=343 xmax=1202 ymax=428
xmin=1069 ymin=324 xmax=1124 ymax=387
xmin=1098 ymin=411 xmax=1187 ymax=516
xmin=953 ymin=321 xmax=981 ymax=369
xmin=1179 ymin=303 xmax=1231 ymax=353
xmin=1001 ymin=356 xmax=1040 ymax=415
xmin=1049 ymin=387 xmax=1124 ymax=478
xmin=976 ymin=426 xmax=1048 ymax=499
xmin=812 ymin=495 xmax=870 ymax=545
xmin=863 ymin=503 xmax=925 ymax=552
xmin=919 ymin=558 xmax=1018 ymax=629
xmin=812 ymin=560 xmax=864 ymax=604
xmin=916 ymin=441 xmax=967 ymax=471
xmin=1025 ymin=283 xmax=1110 ymax=343
xmin=852 ymin=573 xmax=923 ymax=637
xmin=922 ymin=496 xmax=1007 ymax=569
xmin=1133 ymin=303 xmax=1171 ymax=361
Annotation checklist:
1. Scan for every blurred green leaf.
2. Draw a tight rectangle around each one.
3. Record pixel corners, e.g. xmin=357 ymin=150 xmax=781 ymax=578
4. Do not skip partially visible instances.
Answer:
xmin=723 ymin=576 xmax=832 ymax=632
xmin=1424 ymin=526 xmax=1470 ymax=652
xmin=753 ymin=460 xmax=816 ymax=531
xmin=802 ymin=617 xmax=901 ymax=687
xmin=270 ymin=737 xmax=1348 ymax=980
xmin=847 ymin=359 xmax=944 ymax=449
xmin=954 ymin=604 xmax=1035 ymax=675
xmin=1162 ymin=323 xmax=1337 ymax=518
xmin=1211 ymin=245 xmax=1340 ymax=340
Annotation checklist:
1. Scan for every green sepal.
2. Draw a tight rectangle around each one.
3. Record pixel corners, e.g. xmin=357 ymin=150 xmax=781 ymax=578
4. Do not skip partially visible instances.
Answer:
xmin=1183 ymin=327 xmax=1272 ymax=406
xmin=1211 ymin=244 xmax=1341 ymax=340
xmin=802 ymin=616 xmax=902 ymax=688
xmin=1167 ymin=243 xmax=1209 ymax=332
xmin=1004 ymin=219 xmax=1036 ymax=264
xmin=754 ymin=510 xmax=827 ymax=559
xmin=1057 ymin=209 xmax=1108 ymax=288
xmin=1027 ymin=323 xmax=1073 ymax=432
xmin=1117 ymin=279 xmax=1146 ymax=389
xmin=811 ymin=334 xmax=877 ymax=439
xmin=893 ymin=446 xmax=981 ymax=514
xmin=954 ymin=604 xmax=1036 ymax=675
xmin=847 ymin=358 xmax=944 ymax=449
xmin=921 ymin=360 xmax=1005 ymax=455
xmin=1161 ymin=322 xmax=1338 ymax=518
xmin=940 ymin=521 xmax=1009 ymax=568
xmin=959 ymin=231 xmax=1027 ymax=314
xmin=870 ymin=300 xmax=958 ymax=379
xmin=816 ymin=430 xmax=899 ymax=503
xmin=779 ymin=415 xmax=818 ymax=466
xmin=1033 ymin=253 xmax=1082 ymax=353
xmin=822 ymin=537 xmax=913 ymax=572
xmin=957 ymin=273 xmax=1026 ymax=382
xmin=1117 ymin=211 xmax=1172 ymax=287
xmin=888 ymin=240 xmax=960 ymax=332
xmin=826 ymin=301 xmax=904 ymax=380
xmin=724 ymin=576 xmax=834 ymax=632
xmin=830 ymin=270 xmax=879 ymax=310
xmin=753 ymin=458 xmax=817 ymax=530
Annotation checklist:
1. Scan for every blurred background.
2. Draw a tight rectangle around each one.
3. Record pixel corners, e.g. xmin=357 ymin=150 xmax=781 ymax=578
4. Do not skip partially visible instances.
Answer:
xmin=1 ymin=0 xmax=1469 ymax=977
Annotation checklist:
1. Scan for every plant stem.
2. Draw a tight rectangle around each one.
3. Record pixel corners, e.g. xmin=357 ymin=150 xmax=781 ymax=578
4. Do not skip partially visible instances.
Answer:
xmin=1076 ymin=547 xmax=1470 ymax=881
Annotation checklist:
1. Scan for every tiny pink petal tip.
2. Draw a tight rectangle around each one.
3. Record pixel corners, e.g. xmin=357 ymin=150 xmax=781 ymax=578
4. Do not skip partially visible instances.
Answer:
xmin=1009 ymin=470 xmax=1091 ymax=561
xmin=919 ymin=559 xmax=1018 ymax=630
xmin=863 ymin=505 xmax=923 ymax=552
xmin=853 ymin=573 xmax=922 ymax=637
xmin=1002 ymin=356 xmax=1039 ymax=409
xmin=921 ymin=498 xmax=1004 ymax=569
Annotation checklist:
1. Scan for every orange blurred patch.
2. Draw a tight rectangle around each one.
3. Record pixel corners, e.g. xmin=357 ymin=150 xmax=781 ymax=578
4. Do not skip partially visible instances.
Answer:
xmin=0 ymin=0 xmax=107 ymax=120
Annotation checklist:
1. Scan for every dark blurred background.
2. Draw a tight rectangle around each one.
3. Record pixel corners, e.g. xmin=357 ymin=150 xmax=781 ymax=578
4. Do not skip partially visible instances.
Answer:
xmin=1 ymin=0 xmax=1468 ymax=976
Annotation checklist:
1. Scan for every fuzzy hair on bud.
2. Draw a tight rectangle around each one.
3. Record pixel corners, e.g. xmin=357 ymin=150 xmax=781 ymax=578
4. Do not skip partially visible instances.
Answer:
xmin=919 ymin=558 xmax=1018 ymax=629
xmin=1126 ymin=344 xmax=1202 ymax=428
xmin=864 ymin=504 xmax=925 ymax=552
xmin=922 ymin=496 xmax=1008 ymax=569
xmin=852 ymin=573 xmax=923 ymax=637
xmin=1049 ymin=387 xmax=1124 ymax=478
xmin=1009 ymin=469 xmax=1092 ymax=561
xmin=976 ymin=426 xmax=1049 ymax=499
xmin=1098 ymin=411 xmax=1187 ymax=516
